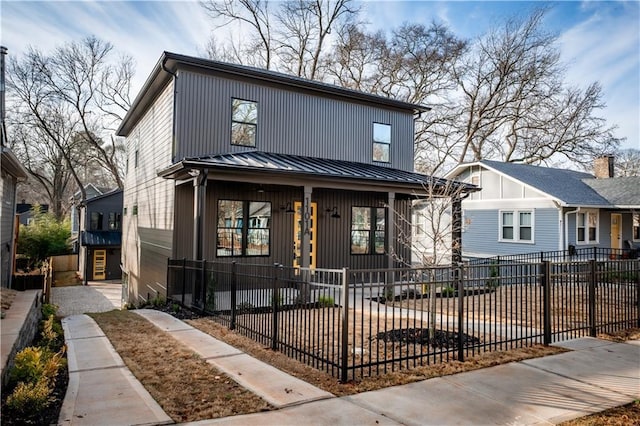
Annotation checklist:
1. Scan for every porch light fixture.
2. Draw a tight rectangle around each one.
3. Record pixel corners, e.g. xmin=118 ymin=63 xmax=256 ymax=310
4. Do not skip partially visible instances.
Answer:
xmin=327 ymin=206 xmax=340 ymax=219
xmin=281 ymin=202 xmax=295 ymax=213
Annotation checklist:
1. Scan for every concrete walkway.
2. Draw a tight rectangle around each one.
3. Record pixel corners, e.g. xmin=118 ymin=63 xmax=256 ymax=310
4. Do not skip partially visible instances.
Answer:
xmin=59 ymin=314 xmax=172 ymax=426
xmin=51 ymin=280 xmax=122 ymax=317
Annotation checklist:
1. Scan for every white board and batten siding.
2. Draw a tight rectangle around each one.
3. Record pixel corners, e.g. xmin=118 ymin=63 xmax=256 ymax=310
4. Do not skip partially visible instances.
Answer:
xmin=460 ymin=166 xmax=561 ymax=258
xmin=122 ymin=79 xmax=175 ymax=302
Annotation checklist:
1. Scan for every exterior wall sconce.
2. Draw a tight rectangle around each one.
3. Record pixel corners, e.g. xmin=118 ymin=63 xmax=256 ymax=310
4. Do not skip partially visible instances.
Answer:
xmin=281 ymin=202 xmax=295 ymax=213
xmin=327 ymin=206 xmax=340 ymax=219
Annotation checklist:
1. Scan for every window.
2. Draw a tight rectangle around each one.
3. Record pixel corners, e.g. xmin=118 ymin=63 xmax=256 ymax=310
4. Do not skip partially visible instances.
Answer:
xmin=217 ymin=200 xmax=271 ymax=257
xmin=634 ymin=213 xmax=640 ymax=241
xmin=351 ymin=207 xmax=386 ymax=254
xmin=108 ymin=212 xmax=121 ymax=230
xmin=577 ymin=211 xmax=598 ymax=244
xmin=499 ymin=210 xmax=533 ymax=243
xmin=231 ymin=99 xmax=258 ymax=147
xmin=134 ymin=149 xmax=139 ymax=168
xmin=90 ymin=212 xmax=103 ymax=231
xmin=372 ymin=123 xmax=391 ymax=163
xmin=132 ymin=205 xmax=138 ymax=216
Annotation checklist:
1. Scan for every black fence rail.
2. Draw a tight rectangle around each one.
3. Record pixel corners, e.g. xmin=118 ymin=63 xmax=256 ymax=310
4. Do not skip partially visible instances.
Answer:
xmin=467 ymin=246 xmax=638 ymax=265
xmin=166 ymin=257 xmax=639 ymax=382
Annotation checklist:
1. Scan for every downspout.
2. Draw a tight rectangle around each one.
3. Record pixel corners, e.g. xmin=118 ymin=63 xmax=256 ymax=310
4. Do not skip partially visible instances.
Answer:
xmin=161 ymin=57 xmax=179 ymax=162
xmin=564 ymin=206 xmax=580 ymax=251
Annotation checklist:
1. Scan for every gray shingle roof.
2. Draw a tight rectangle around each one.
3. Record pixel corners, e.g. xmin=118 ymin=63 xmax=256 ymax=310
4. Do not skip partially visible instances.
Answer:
xmin=479 ymin=160 xmax=640 ymax=207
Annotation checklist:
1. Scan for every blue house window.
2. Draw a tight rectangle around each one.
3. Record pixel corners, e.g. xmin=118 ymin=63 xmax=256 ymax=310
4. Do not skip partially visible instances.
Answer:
xmin=577 ymin=211 xmax=598 ymax=244
xmin=500 ymin=210 xmax=533 ymax=243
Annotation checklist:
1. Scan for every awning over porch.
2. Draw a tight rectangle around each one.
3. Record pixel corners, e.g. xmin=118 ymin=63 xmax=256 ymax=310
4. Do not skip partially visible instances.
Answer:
xmin=81 ymin=231 xmax=122 ymax=247
xmin=158 ymin=151 xmax=475 ymax=195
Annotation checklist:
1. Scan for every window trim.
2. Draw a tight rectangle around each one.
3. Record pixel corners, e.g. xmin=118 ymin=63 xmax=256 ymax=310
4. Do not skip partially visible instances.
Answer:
xmin=216 ymin=199 xmax=271 ymax=257
xmin=633 ymin=213 xmax=640 ymax=242
xmin=372 ymin=122 xmax=391 ymax=163
xmin=351 ymin=206 xmax=386 ymax=255
xmin=576 ymin=210 xmax=599 ymax=245
xmin=498 ymin=209 xmax=535 ymax=244
xmin=231 ymin=98 xmax=258 ymax=147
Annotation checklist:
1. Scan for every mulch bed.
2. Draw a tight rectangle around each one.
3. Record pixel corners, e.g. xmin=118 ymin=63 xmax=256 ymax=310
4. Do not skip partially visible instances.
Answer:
xmin=376 ymin=328 xmax=481 ymax=348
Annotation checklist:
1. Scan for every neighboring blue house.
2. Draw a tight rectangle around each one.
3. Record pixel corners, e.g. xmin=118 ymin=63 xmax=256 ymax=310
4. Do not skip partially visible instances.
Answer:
xmin=446 ymin=157 xmax=640 ymax=259
xmin=16 ymin=202 xmax=49 ymax=226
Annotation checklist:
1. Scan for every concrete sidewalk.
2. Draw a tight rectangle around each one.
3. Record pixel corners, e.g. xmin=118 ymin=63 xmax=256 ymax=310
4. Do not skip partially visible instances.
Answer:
xmin=59 ymin=315 xmax=172 ymax=426
xmin=60 ymin=308 xmax=640 ymax=425
xmin=184 ymin=337 xmax=639 ymax=426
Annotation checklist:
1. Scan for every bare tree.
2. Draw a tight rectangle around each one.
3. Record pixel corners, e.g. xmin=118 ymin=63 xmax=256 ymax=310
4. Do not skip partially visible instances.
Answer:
xmin=430 ymin=9 xmax=621 ymax=173
xmin=615 ymin=148 xmax=640 ymax=177
xmin=7 ymin=36 xmax=134 ymax=213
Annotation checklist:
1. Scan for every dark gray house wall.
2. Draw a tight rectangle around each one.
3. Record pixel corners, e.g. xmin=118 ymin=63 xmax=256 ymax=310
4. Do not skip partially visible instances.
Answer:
xmin=174 ymin=70 xmax=415 ymax=171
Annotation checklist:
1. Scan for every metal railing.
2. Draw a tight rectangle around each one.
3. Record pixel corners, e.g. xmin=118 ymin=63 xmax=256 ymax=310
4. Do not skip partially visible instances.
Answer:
xmin=467 ymin=246 xmax=637 ymax=265
xmin=166 ymin=256 xmax=639 ymax=381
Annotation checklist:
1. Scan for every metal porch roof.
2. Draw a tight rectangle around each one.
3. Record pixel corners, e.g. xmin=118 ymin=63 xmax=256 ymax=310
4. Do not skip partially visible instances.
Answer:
xmin=159 ymin=151 xmax=474 ymax=193
xmin=81 ymin=231 xmax=122 ymax=247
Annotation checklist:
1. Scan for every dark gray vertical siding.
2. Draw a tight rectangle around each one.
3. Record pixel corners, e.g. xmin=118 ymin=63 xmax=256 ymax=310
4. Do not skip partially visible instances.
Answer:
xmin=173 ymin=182 xmax=194 ymax=259
xmin=175 ymin=71 xmax=414 ymax=170
xmin=138 ymin=227 xmax=172 ymax=298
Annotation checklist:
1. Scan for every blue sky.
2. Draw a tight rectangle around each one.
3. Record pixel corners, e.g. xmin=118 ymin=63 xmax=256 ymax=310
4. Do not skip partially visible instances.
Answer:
xmin=1 ymin=0 xmax=638 ymax=151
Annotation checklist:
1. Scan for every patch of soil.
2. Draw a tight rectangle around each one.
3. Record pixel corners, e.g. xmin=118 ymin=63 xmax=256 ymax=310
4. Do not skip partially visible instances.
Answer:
xmin=598 ymin=328 xmax=640 ymax=343
xmin=376 ymin=328 xmax=481 ymax=348
xmin=559 ymin=400 xmax=640 ymax=425
xmin=90 ymin=310 xmax=270 ymax=423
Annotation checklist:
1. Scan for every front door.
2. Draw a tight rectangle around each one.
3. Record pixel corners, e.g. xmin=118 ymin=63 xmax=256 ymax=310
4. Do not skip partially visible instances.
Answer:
xmin=93 ymin=249 xmax=106 ymax=280
xmin=293 ymin=201 xmax=317 ymax=269
xmin=610 ymin=214 xmax=622 ymax=249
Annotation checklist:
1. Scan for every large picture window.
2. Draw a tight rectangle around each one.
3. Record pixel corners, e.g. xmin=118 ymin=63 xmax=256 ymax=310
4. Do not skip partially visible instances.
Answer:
xmin=499 ymin=210 xmax=533 ymax=243
xmin=217 ymin=200 xmax=270 ymax=257
xmin=577 ymin=211 xmax=598 ymax=244
xmin=351 ymin=207 xmax=386 ymax=254
xmin=372 ymin=123 xmax=391 ymax=163
xmin=231 ymin=99 xmax=258 ymax=147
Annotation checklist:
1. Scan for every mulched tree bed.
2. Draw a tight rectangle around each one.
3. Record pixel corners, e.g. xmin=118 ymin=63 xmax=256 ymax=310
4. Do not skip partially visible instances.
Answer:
xmin=376 ymin=328 xmax=481 ymax=348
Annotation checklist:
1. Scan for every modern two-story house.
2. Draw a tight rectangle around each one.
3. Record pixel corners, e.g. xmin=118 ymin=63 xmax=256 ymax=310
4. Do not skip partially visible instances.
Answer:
xmin=446 ymin=157 xmax=640 ymax=259
xmin=116 ymin=52 xmax=472 ymax=303
xmin=75 ymin=189 xmax=123 ymax=282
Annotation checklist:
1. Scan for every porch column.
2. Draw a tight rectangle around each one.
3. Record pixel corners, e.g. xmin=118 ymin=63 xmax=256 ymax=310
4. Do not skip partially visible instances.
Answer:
xmin=387 ymin=192 xmax=396 ymax=269
xmin=192 ymin=169 xmax=208 ymax=260
xmin=301 ymin=186 xmax=313 ymax=268
xmin=451 ymin=195 xmax=462 ymax=265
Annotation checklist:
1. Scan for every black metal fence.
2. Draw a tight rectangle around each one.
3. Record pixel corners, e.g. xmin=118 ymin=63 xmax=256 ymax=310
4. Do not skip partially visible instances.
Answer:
xmin=467 ymin=246 xmax=638 ymax=265
xmin=166 ymin=256 xmax=639 ymax=382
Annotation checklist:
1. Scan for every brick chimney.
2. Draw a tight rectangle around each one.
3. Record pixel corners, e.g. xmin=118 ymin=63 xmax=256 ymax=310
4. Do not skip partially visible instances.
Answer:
xmin=593 ymin=155 xmax=614 ymax=179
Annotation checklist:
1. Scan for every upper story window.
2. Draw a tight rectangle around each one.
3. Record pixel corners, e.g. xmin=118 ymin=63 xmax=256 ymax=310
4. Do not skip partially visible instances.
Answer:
xmin=577 ymin=210 xmax=598 ymax=244
xmin=633 ymin=213 xmax=640 ymax=241
xmin=108 ymin=212 xmax=121 ymax=231
xmin=217 ymin=200 xmax=271 ymax=257
xmin=90 ymin=212 xmax=103 ymax=231
xmin=351 ymin=206 xmax=386 ymax=254
xmin=372 ymin=123 xmax=391 ymax=163
xmin=499 ymin=210 xmax=533 ymax=243
xmin=231 ymin=99 xmax=258 ymax=147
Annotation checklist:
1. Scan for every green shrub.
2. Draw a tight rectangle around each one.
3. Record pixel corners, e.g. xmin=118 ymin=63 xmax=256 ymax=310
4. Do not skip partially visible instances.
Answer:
xmin=317 ymin=295 xmax=335 ymax=307
xmin=6 ymin=378 xmax=53 ymax=414
xmin=40 ymin=315 xmax=64 ymax=351
xmin=236 ymin=301 xmax=254 ymax=314
xmin=41 ymin=303 xmax=58 ymax=319
xmin=441 ymin=285 xmax=456 ymax=298
xmin=10 ymin=346 xmax=64 ymax=386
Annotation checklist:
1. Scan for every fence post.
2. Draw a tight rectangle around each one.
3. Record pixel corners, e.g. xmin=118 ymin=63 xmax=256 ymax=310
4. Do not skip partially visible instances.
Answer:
xmin=340 ymin=267 xmax=349 ymax=383
xmin=456 ymin=264 xmax=464 ymax=362
xmin=588 ymin=260 xmax=597 ymax=337
xmin=542 ymin=261 xmax=551 ymax=345
xmin=230 ymin=262 xmax=237 ymax=330
xmin=271 ymin=264 xmax=280 ymax=351
xmin=200 ymin=260 xmax=207 ymax=311
xmin=181 ymin=258 xmax=186 ymax=306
